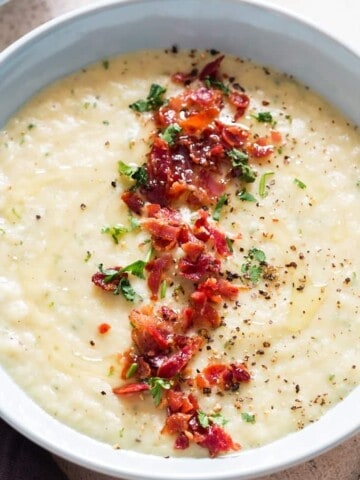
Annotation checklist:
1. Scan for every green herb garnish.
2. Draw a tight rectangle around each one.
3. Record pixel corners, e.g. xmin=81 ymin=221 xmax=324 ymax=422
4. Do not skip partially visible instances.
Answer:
xmin=198 ymin=411 xmax=229 ymax=428
xmin=241 ymin=247 xmax=267 ymax=284
xmin=102 ymin=59 xmax=109 ymax=70
xmin=204 ymin=77 xmax=230 ymax=95
xmin=237 ymin=189 xmax=257 ymax=202
xmin=101 ymin=224 xmax=128 ymax=244
xmin=118 ymin=161 xmax=148 ymax=190
xmin=259 ymin=172 xmax=274 ymax=198
xmin=241 ymin=412 xmax=256 ymax=423
xmin=160 ymin=123 xmax=182 ymax=146
xmin=126 ymin=363 xmax=138 ymax=379
xmin=121 ymin=260 xmax=146 ymax=279
xmin=113 ymin=276 xmax=139 ymax=302
xmin=147 ymin=377 xmax=171 ymax=406
xmin=84 ymin=250 xmax=92 ymax=262
xmin=227 ymin=149 xmax=256 ymax=183
xmin=226 ymin=236 xmax=234 ymax=253
xmin=213 ymin=194 xmax=228 ymax=221
xmin=160 ymin=279 xmax=167 ymax=299
xmin=129 ymin=84 xmax=167 ymax=112
xmin=252 ymin=111 xmax=276 ymax=126
xmin=294 ymin=178 xmax=307 ymax=189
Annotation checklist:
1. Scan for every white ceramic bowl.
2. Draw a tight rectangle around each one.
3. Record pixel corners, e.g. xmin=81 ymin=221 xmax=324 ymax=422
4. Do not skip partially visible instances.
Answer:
xmin=0 ymin=1 xmax=359 ymax=479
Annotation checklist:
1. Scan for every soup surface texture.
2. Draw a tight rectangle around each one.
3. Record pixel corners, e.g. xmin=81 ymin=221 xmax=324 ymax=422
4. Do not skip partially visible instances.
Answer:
xmin=0 ymin=49 xmax=359 ymax=457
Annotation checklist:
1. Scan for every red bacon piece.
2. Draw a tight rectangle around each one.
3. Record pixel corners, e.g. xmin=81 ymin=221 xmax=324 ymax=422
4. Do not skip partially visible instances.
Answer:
xmin=199 ymin=363 xmax=251 ymax=390
xmin=121 ymin=191 xmax=144 ymax=215
xmin=248 ymin=137 xmax=274 ymax=159
xmin=162 ymin=412 xmax=191 ymax=435
xmin=91 ymin=267 xmax=124 ymax=292
xmin=146 ymin=254 xmax=173 ymax=299
xmin=229 ymin=91 xmax=250 ymax=119
xmin=98 ymin=323 xmax=111 ymax=334
xmin=221 ymin=124 xmax=249 ymax=148
xmin=112 ymin=383 xmax=150 ymax=395
xmin=174 ymin=432 xmax=190 ymax=450
xmin=157 ymin=336 xmax=203 ymax=378
xmin=199 ymin=55 xmax=225 ymax=80
xmin=192 ymin=209 xmax=232 ymax=257
xmin=178 ymin=253 xmax=221 ymax=282
xmin=130 ymin=305 xmax=173 ymax=356
xmin=198 ymin=424 xmax=240 ymax=458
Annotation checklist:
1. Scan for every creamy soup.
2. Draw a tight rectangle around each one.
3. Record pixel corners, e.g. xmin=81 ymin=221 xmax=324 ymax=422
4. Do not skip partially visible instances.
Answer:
xmin=0 ymin=49 xmax=359 ymax=457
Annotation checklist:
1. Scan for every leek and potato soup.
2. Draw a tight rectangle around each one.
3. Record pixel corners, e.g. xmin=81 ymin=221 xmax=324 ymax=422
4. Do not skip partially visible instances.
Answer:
xmin=0 ymin=49 xmax=359 ymax=457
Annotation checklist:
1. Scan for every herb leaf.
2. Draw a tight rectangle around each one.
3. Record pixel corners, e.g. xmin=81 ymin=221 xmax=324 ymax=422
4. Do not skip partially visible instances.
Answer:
xmin=198 ymin=411 xmax=228 ymax=428
xmin=114 ymin=276 xmax=139 ymax=302
xmin=252 ymin=111 xmax=276 ymax=126
xmin=130 ymin=84 xmax=167 ymax=112
xmin=241 ymin=412 xmax=256 ymax=423
xmin=259 ymin=172 xmax=274 ymax=198
xmin=121 ymin=260 xmax=147 ymax=279
xmin=160 ymin=279 xmax=167 ymax=299
xmin=237 ymin=189 xmax=257 ymax=202
xmin=160 ymin=123 xmax=182 ymax=146
xmin=204 ymin=76 xmax=230 ymax=95
xmin=227 ymin=149 xmax=256 ymax=183
xmin=213 ymin=194 xmax=228 ymax=221
xmin=294 ymin=178 xmax=307 ymax=189
xmin=126 ymin=363 xmax=138 ymax=379
xmin=241 ymin=248 xmax=267 ymax=284
xmin=147 ymin=377 xmax=171 ymax=406
xmin=101 ymin=224 xmax=128 ymax=244
xmin=118 ymin=161 xmax=148 ymax=190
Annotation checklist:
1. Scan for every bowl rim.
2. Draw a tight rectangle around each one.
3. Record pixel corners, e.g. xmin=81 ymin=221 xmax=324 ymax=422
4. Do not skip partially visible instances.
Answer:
xmin=0 ymin=1 xmax=359 ymax=479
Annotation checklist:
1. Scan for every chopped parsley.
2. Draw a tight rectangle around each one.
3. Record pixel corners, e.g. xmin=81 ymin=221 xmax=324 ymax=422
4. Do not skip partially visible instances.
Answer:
xmin=129 ymin=83 xmax=167 ymax=112
xmin=241 ymin=412 xmax=256 ymax=423
xmin=237 ymin=188 xmax=257 ymax=202
xmin=101 ymin=224 xmax=128 ymax=244
xmin=226 ymin=236 xmax=234 ymax=253
xmin=125 ymin=363 xmax=138 ymax=379
xmin=113 ymin=276 xmax=139 ymax=302
xmin=160 ymin=279 xmax=167 ymax=299
xmin=197 ymin=411 xmax=228 ymax=428
xmin=294 ymin=178 xmax=307 ymax=189
xmin=241 ymin=247 xmax=267 ymax=284
xmin=84 ymin=250 xmax=92 ymax=262
xmin=121 ymin=260 xmax=146 ymax=279
xmin=204 ymin=76 xmax=230 ymax=95
xmin=259 ymin=171 xmax=274 ymax=198
xmin=102 ymin=59 xmax=109 ymax=70
xmin=147 ymin=377 xmax=171 ymax=406
xmin=160 ymin=123 xmax=182 ymax=146
xmin=213 ymin=194 xmax=228 ymax=221
xmin=251 ymin=111 xmax=276 ymax=126
xmin=227 ymin=149 xmax=256 ymax=183
xmin=118 ymin=161 xmax=148 ymax=190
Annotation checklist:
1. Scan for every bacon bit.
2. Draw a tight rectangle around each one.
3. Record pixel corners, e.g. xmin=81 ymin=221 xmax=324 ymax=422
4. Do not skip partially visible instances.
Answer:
xmin=181 ymin=241 xmax=205 ymax=261
xmin=91 ymin=267 xmax=125 ymax=292
xmin=121 ymin=191 xmax=144 ymax=215
xmin=162 ymin=412 xmax=192 ymax=434
xmin=166 ymin=389 xmax=199 ymax=414
xmin=142 ymin=219 xmax=180 ymax=251
xmin=194 ymin=277 xmax=240 ymax=303
xmin=198 ymin=424 xmax=240 ymax=458
xmin=98 ymin=323 xmax=111 ymax=334
xmin=229 ymin=91 xmax=250 ymax=119
xmin=157 ymin=336 xmax=203 ymax=378
xmin=146 ymin=254 xmax=172 ymax=299
xmin=178 ymin=253 xmax=221 ymax=282
xmin=199 ymin=55 xmax=225 ymax=80
xmin=248 ymin=137 xmax=274 ymax=159
xmin=221 ymin=124 xmax=249 ymax=148
xmin=270 ymin=130 xmax=282 ymax=144
xmin=174 ymin=432 xmax=190 ymax=449
xmin=181 ymin=108 xmax=219 ymax=133
xmin=112 ymin=383 xmax=150 ymax=395
xmin=201 ymin=363 xmax=251 ymax=390
xmin=130 ymin=305 xmax=173 ymax=355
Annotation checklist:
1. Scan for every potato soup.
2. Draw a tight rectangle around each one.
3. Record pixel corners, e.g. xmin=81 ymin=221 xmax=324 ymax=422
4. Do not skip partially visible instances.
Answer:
xmin=0 ymin=49 xmax=359 ymax=457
